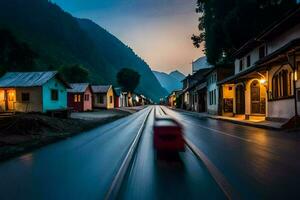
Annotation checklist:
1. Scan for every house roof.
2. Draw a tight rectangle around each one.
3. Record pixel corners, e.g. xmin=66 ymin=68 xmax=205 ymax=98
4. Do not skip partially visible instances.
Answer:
xmin=91 ymin=85 xmax=111 ymax=93
xmin=0 ymin=71 xmax=70 ymax=88
xmin=68 ymin=83 xmax=90 ymax=93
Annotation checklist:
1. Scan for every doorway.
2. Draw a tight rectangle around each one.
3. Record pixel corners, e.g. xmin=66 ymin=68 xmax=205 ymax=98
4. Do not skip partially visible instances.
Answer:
xmin=5 ymin=90 xmax=16 ymax=111
xmin=251 ymin=80 xmax=261 ymax=114
xmin=235 ymin=85 xmax=245 ymax=114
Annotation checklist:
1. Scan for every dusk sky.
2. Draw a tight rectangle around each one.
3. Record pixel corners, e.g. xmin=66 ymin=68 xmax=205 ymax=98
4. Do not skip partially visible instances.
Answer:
xmin=52 ymin=0 xmax=203 ymax=75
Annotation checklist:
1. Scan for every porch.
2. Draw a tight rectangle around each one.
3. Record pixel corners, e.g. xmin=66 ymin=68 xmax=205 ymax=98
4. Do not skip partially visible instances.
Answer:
xmin=219 ymin=68 xmax=268 ymax=118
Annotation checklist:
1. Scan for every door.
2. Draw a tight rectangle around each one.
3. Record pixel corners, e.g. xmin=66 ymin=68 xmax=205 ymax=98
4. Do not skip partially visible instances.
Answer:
xmin=236 ymin=85 xmax=245 ymax=114
xmin=5 ymin=90 xmax=16 ymax=111
xmin=251 ymin=80 xmax=260 ymax=114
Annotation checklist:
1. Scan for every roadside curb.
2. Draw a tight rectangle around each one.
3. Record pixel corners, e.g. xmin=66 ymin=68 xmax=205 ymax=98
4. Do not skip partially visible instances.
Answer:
xmin=169 ymin=107 xmax=283 ymax=131
xmin=206 ymin=116 xmax=283 ymax=131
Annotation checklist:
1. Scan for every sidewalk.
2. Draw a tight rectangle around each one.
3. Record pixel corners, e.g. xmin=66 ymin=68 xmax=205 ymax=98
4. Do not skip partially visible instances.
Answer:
xmin=171 ymin=108 xmax=284 ymax=130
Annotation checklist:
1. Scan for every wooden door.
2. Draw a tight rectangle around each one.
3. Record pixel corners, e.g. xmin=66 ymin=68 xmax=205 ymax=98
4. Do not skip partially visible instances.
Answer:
xmin=236 ymin=85 xmax=245 ymax=114
xmin=251 ymin=80 xmax=260 ymax=114
xmin=6 ymin=90 xmax=15 ymax=111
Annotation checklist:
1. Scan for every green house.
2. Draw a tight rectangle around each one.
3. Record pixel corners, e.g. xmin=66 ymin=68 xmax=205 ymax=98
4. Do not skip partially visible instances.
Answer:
xmin=0 ymin=71 xmax=71 ymax=113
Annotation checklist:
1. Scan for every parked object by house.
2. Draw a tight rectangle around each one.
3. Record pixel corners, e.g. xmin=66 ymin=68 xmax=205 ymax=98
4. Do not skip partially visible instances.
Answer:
xmin=0 ymin=71 xmax=70 ymax=113
xmin=91 ymin=85 xmax=115 ymax=109
xmin=219 ymin=6 xmax=300 ymax=123
xmin=67 ymin=83 xmax=93 ymax=112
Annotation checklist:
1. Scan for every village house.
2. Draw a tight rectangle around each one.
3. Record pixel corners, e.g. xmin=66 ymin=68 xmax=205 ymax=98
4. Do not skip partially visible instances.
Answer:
xmin=67 ymin=83 xmax=93 ymax=112
xmin=168 ymin=90 xmax=182 ymax=108
xmin=0 ymin=71 xmax=70 ymax=113
xmin=181 ymin=61 xmax=212 ymax=112
xmin=219 ymin=6 xmax=300 ymax=122
xmin=91 ymin=85 xmax=115 ymax=109
xmin=206 ymin=65 xmax=234 ymax=115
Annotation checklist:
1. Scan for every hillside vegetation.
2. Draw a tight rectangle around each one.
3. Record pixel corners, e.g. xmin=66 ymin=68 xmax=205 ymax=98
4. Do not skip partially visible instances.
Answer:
xmin=0 ymin=0 xmax=167 ymax=102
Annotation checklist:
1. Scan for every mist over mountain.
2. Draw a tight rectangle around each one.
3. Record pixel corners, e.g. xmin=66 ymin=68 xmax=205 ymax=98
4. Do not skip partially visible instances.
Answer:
xmin=153 ymin=70 xmax=185 ymax=94
xmin=0 ymin=0 xmax=168 ymax=102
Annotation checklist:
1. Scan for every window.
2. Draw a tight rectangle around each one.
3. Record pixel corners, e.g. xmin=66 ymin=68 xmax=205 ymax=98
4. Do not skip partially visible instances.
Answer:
xmin=21 ymin=93 xmax=30 ymax=102
xmin=272 ymin=68 xmax=293 ymax=99
xmin=84 ymin=94 xmax=89 ymax=101
xmin=51 ymin=89 xmax=58 ymax=101
xmin=110 ymin=96 xmax=113 ymax=104
xmin=259 ymin=45 xmax=266 ymax=59
xmin=74 ymin=94 xmax=81 ymax=102
xmin=247 ymin=55 xmax=251 ymax=67
xmin=239 ymin=59 xmax=243 ymax=71
xmin=209 ymin=90 xmax=216 ymax=105
xmin=97 ymin=94 xmax=105 ymax=104
xmin=214 ymin=89 xmax=217 ymax=105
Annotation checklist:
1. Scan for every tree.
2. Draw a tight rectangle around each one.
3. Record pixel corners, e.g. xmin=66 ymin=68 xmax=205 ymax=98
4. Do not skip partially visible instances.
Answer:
xmin=117 ymin=68 xmax=140 ymax=92
xmin=0 ymin=29 xmax=38 ymax=76
xmin=59 ymin=64 xmax=90 ymax=83
xmin=192 ymin=0 xmax=297 ymax=65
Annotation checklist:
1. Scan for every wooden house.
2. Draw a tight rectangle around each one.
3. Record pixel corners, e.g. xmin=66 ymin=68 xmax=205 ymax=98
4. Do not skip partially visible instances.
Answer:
xmin=67 ymin=83 xmax=93 ymax=112
xmin=91 ymin=85 xmax=115 ymax=109
xmin=0 ymin=71 xmax=70 ymax=113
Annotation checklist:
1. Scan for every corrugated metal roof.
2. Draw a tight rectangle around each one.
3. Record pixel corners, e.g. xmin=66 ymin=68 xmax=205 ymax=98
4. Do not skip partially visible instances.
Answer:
xmin=68 ymin=83 xmax=90 ymax=93
xmin=0 ymin=71 xmax=60 ymax=87
xmin=91 ymin=85 xmax=111 ymax=93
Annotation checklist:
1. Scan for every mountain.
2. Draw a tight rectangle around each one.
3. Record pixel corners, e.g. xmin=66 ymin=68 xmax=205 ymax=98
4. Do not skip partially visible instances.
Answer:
xmin=153 ymin=70 xmax=185 ymax=94
xmin=169 ymin=70 xmax=186 ymax=82
xmin=0 ymin=0 xmax=167 ymax=102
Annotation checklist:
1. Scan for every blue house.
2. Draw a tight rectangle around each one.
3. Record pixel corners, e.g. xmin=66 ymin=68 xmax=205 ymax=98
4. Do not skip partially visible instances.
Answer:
xmin=0 ymin=71 xmax=70 ymax=113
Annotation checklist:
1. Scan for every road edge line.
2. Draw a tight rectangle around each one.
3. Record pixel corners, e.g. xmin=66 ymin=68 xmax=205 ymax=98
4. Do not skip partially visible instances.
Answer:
xmin=105 ymin=107 xmax=153 ymax=200
xmin=184 ymin=137 xmax=238 ymax=200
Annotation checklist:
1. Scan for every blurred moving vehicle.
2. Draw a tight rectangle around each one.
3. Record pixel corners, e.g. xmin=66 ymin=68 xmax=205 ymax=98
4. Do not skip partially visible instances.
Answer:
xmin=153 ymin=116 xmax=185 ymax=152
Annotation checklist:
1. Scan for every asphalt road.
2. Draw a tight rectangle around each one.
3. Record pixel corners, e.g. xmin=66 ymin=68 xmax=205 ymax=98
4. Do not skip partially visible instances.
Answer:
xmin=0 ymin=105 xmax=299 ymax=199
xmin=0 ymin=107 xmax=152 ymax=200
xmin=162 ymin=106 xmax=300 ymax=199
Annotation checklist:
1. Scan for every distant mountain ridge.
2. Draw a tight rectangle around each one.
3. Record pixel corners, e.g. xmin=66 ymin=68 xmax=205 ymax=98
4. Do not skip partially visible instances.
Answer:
xmin=169 ymin=70 xmax=186 ymax=82
xmin=153 ymin=70 xmax=185 ymax=94
xmin=0 ymin=0 xmax=167 ymax=102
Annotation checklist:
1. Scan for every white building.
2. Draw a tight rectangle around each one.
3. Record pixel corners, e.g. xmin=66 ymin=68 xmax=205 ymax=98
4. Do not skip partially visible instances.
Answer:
xmin=220 ymin=6 xmax=300 ymax=123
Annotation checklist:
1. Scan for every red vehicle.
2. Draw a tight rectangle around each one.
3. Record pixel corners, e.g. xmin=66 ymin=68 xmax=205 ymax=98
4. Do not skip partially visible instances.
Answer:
xmin=153 ymin=116 xmax=185 ymax=152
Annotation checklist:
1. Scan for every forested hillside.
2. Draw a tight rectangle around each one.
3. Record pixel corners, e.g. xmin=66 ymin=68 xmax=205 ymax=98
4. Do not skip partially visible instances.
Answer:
xmin=0 ymin=0 xmax=167 ymax=102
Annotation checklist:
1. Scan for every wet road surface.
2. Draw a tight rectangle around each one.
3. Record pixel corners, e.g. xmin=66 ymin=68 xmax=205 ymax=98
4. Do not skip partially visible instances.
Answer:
xmin=118 ymin=107 xmax=225 ymax=199
xmin=162 ymin=106 xmax=300 ymax=199
xmin=0 ymin=105 xmax=299 ymax=199
xmin=0 ymin=107 xmax=152 ymax=200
